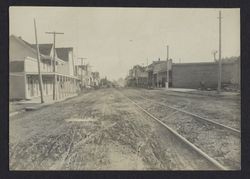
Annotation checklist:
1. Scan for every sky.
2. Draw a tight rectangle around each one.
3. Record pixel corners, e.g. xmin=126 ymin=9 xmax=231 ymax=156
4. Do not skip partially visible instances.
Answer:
xmin=9 ymin=7 xmax=240 ymax=80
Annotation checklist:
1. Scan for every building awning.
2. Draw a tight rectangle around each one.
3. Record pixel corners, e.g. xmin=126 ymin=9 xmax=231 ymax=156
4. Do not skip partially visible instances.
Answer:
xmin=25 ymin=72 xmax=80 ymax=80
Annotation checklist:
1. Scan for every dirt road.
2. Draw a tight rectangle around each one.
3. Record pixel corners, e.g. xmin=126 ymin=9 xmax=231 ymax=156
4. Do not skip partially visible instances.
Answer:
xmin=9 ymin=88 xmax=240 ymax=170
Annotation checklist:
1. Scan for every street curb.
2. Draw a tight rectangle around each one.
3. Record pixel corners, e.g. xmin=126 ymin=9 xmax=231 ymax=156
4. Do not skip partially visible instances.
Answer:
xmin=24 ymin=94 xmax=79 ymax=111
xmin=9 ymin=110 xmax=25 ymax=117
xmin=125 ymin=87 xmax=240 ymax=98
xmin=24 ymin=103 xmax=51 ymax=111
xmin=171 ymin=90 xmax=240 ymax=98
xmin=157 ymin=88 xmax=240 ymax=98
xmin=9 ymin=94 xmax=79 ymax=117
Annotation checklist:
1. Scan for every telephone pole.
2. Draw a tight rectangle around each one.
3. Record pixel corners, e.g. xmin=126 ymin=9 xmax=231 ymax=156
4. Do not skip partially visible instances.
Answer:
xmin=45 ymin=31 xmax=64 ymax=100
xmin=33 ymin=19 xmax=44 ymax=103
xmin=146 ymin=57 xmax=149 ymax=88
xmin=166 ymin=45 xmax=169 ymax=89
xmin=217 ymin=11 xmax=222 ymax=93
xmin=78 ymin=57 xmax=88 ymax=89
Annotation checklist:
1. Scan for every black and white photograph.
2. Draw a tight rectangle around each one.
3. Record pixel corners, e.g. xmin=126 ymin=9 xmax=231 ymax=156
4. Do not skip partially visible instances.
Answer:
xmin=9 ymin=7 xmax=240 ymax=170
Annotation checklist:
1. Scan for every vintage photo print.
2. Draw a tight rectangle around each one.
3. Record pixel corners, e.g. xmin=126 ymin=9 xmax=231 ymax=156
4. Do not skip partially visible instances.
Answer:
xmin=9 ymin=7 xmax=240 ymax=170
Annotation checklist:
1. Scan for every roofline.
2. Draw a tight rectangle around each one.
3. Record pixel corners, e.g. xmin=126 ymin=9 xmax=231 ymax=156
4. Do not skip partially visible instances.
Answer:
xmin=56 ymin=47 xmax=73 ymax=50
xmin=172 ymin=62 xmax=217 ymax=66
xmin=11 ymin=35 xmax=54 ymax=60
xmin=11 ymin=35 xmax=69 ymax=65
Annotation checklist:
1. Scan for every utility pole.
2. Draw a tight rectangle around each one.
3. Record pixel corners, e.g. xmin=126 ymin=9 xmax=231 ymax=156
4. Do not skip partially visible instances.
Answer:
xmin=217 ymin=11 xmax=222 ymax=93
xmin=78 ymin=57 xmax=88 ymax=90
xmin=72 ymin=53 xmax=76 ymax=76
xmin=34 ymin=19 xmax=44 ymax=103
xmin=147 ymin=57 xmax=149 ymax=88
xmin=45 ymin=31 xmax=64 ymax=100
xmin=166 ymin=45 xmax=169 ymax=89
xmin=81 ymin=58 xmax=83 ymax=85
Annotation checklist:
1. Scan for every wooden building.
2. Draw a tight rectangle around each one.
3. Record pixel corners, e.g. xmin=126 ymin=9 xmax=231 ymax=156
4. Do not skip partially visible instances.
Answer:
xmin=9 ymin=35 xmax=80 ymax=101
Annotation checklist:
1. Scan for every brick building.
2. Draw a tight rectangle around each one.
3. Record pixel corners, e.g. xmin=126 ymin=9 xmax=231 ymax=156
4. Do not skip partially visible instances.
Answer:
xmin=172 ymin=59 xmax=240 ymax=89
xmin=126 ymin=57 xmax=240 ymax=90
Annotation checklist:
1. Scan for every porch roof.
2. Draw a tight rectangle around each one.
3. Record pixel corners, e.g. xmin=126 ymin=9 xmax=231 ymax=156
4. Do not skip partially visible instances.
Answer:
xmin=25 ymin=72 xmax=80 ymax=80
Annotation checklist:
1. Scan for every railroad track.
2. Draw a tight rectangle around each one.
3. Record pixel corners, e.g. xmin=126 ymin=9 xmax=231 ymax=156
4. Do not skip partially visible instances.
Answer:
xmin=127 ymin=91 xmax=240 ymax=136
xmin=117 ymin=90 xmax=229 ymax=170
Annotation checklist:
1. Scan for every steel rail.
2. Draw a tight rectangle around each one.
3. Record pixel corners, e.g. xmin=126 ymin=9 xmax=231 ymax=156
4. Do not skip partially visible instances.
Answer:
xmin=136 ymin=94 xmax=240 ymax=136
xmin=118 ymin=91 xmax=228 ymax=170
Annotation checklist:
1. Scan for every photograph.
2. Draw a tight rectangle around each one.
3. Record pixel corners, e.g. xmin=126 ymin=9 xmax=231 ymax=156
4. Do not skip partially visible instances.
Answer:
xmin=9 ymin=7 xmax=240 ymax=170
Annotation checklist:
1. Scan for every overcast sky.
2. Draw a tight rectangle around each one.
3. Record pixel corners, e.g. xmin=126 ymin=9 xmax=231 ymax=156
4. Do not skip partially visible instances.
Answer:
xmin=9 ymin=7 xmax=240 ymax=80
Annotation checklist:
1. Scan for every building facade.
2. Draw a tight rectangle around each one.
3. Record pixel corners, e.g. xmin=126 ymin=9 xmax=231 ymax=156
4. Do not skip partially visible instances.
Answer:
xmin=126 ymin=59 xmax=172 ymax=88
xmin=126 ymin=57 xmax=240 ymax=90
xmin=172 ymin=59 xmax=240 ymax=89
xmin=146 ymin=59 xmax=173 ymax=88
xmin=91 ymin=72 xmax=100 ymax=87
xmin=75 ymin=64 xmax=92 ymax=88
xmin=9 ymin=35 xmax=80 ymax=101
xmin=126 ymin=65 xmax=148 ymax=88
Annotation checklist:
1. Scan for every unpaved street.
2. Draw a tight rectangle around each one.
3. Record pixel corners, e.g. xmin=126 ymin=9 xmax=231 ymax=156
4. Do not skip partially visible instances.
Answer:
xmin=9 ymin=88 xmax=240 ymax=170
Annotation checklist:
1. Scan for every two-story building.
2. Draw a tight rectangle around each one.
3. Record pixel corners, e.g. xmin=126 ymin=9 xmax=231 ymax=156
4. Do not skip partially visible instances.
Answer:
xmin=75 ymin=64 xmax=101 ymax=88
xmin=125 ymin=58 xmax=173 ymax=88
xmin=9 ymin=35 xmax=80 ymax=101
xmin=126 ymin=65 xmax=148 ymax=88
xmin=91 ymin=72 xmax=100 ymax=87
xmin=146 ymin=58 xmax=173 ymax=88
xmin=75 ymin=64 xmax=91 ymax=88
